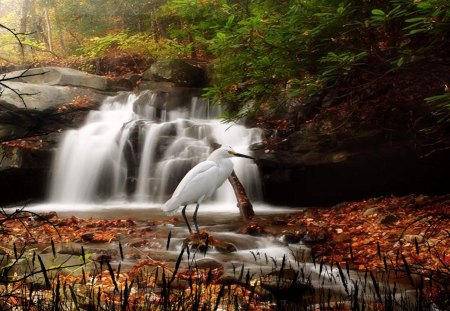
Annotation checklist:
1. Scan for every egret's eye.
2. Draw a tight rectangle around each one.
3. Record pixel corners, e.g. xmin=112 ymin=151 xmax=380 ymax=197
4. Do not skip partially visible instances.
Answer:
xmin=228 ymin=151 xmax=235 ymax=155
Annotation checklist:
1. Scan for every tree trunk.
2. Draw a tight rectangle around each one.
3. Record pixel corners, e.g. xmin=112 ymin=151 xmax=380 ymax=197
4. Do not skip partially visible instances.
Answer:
xmin=43 ymin=6 xmax=53 ymax=52
xmin=228 ymin=171 xmax=255 ymax=221
xmin=20 ymin=0 xmax=31 ymax=34
xmin=208 ymin=139 xmax=256 ymax=221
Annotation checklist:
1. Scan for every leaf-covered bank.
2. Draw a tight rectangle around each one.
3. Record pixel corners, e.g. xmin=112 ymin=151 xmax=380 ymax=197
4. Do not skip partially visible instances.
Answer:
xmin=0 ymin=194 xmax=448 ymax=309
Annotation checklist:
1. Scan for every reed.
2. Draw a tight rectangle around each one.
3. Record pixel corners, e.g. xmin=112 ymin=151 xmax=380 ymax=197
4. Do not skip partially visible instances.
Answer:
xmin=0 ymin=212 xmax=448 ymax=310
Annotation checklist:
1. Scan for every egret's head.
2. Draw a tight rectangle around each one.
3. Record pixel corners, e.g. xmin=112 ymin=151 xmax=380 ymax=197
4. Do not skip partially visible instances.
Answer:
xmin=221 ymin=146 xmax=254 ymax=159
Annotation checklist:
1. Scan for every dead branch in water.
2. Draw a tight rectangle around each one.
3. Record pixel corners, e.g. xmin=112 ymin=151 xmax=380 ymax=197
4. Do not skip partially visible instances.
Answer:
xmin=208 ymin=139 xmax=255 ymax=221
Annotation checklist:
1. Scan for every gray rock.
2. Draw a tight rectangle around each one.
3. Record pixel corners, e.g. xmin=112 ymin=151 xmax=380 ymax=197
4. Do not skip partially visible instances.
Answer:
xmin=379 ymin=214 xmax=399 ymax=225
xmin=144 ymin=60 xmax=206 ymax=87
xmin=195 ymin=258 xmax=224 ymax=270
xmin=3 ymin=67 xmax=109 ymax=90
xmin=0 ymin=81 xmax=106 ymax=110
xmin=363 ymin=207 xmax=379 ymax=216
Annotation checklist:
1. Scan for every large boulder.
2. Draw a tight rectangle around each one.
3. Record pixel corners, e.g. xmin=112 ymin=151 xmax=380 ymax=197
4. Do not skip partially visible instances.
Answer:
xmin=0 ymin=67 xmax=116 ymax=204
xmin=143 ymin=59 xmax=206 ymax=87
xmin=0 ymin=81 xmax=107 ymax=110
xmin=3 ymin=67 xmax=109 ymax=89
xmin=0 ymin=67 xmax=135 ymax=110
xmin=253 ymin=112 xmax=450 ymax=206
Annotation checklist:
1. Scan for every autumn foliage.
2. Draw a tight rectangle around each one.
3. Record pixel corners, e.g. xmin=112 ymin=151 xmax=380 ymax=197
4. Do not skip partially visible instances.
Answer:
xmin=0 ymin=194 xmax=448 ymax=309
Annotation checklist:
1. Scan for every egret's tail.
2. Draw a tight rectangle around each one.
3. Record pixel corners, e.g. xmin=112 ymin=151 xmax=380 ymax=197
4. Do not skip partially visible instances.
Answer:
xmin=161 ymin=196 xmax=182 ymax=216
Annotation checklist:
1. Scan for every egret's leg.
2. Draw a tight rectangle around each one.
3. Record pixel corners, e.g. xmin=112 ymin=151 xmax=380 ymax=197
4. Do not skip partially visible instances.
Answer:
xmin=193 ymin=203 xmax=200 ymax=234
xmin=181 ymin=205 xmax=192 ymax=233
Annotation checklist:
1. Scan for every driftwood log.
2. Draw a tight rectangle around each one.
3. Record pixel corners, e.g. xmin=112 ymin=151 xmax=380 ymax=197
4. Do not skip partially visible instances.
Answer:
xmin=209 ymin=139 xmax=255 ymax=221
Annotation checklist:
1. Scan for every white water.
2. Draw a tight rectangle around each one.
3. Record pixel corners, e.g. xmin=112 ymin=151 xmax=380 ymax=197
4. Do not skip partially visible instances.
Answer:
xmin=49 ymin=90 xmax=263 ymax=205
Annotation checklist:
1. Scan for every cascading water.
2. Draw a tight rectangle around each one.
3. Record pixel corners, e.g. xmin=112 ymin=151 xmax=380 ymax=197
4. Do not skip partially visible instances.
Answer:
xmin=49 ymin=89 xmax=263 ymax=205
xmin=37 ymin=88 xmax=382 ymax=309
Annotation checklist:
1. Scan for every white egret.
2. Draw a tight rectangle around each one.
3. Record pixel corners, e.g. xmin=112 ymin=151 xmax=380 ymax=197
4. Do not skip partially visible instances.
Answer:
xmin=161 ymin=146 xmax=254 ymax=233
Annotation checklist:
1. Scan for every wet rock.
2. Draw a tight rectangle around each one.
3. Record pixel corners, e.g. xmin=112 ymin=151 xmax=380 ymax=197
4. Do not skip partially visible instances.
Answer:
xmin=404 ymin=234 xmax=424 ymax=243
xmin=127 ymin=239 xmax=150 ymax=248
xmin=379 ymin=214 xmax=399 ymax=225
xmin=195 ymin=258 xmax=224 ymax=271
xmin=241 ymin=222 xmax=265 ymax=236
xmin=213 ymin=240 xmax=237 ymax=253
xmin=81 ymin=232 xmax=95 ymax=242
xmin=363 ymin=207 xmax=379 ymax=216
xmin=280 ymin=233 xmax=301 ymax=244
xmin=302 ymin=227 xmax=328 ymax=244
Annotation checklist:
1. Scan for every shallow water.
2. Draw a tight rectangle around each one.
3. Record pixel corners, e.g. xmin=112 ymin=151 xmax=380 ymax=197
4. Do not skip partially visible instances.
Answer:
xmin=13 ymin=203 xmax=356 ymax=298
xmin=6 ymin=202 xmax=419 ymax=308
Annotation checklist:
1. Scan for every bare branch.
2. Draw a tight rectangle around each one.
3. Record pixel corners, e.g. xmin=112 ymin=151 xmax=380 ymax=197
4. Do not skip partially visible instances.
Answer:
xmin=0 ymin=23 xmax=25 ymax=61
xmin=0 ymin=69 xmax=49 ymax=82
xmin=0 ymin=81 xmax=30 ymax=108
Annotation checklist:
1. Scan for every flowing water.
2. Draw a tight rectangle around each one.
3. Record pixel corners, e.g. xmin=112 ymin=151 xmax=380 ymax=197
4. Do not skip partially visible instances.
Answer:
xmin=21 ymin=89 xmax=416 ymax=307
xmin=49 ymin=90 xmax=262 ymax=205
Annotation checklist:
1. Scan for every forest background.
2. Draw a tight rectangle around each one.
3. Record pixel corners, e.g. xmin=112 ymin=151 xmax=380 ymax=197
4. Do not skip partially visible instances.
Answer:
xmin=0 ymin=1 xmax=449 ymax=309
xmin=1 ymin=0 xmax=449 ymax=126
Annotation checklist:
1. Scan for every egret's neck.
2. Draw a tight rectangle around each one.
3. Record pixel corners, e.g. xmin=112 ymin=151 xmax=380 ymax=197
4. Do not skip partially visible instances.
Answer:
xmin=207 ymin=150 xmax=234 ymax=168
xmin=207 ymin=149 xmax=228 ymax=162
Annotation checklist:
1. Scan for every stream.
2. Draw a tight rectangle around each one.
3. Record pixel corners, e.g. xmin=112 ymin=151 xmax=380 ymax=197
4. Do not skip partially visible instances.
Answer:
xmin=6 ymin=89 xmax=419 ymax=308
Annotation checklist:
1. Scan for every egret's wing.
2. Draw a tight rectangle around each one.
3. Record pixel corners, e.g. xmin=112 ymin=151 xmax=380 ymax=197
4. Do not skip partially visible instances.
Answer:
xmin=172 ymin=161 xmax=219 ymax=204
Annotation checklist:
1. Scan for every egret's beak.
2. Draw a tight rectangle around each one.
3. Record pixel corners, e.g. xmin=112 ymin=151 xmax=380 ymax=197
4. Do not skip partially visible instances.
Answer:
xmin=233 ymin=152 xmax=255 ymax=160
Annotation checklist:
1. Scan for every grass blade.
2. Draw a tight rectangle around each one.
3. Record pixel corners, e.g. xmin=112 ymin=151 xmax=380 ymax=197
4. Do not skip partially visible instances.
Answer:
xmin=106 ymin=260 xmax=119 ymax=293
xmin=37 ymin=255 xmax=51 ymax=289
xmin=119 ymin=241 xmax=124 ymax=260
xmin=166 ymin=231 xmax=172 ymax=251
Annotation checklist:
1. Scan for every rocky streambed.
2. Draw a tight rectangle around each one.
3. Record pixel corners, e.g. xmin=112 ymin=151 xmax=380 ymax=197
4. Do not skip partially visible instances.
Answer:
xmin=1 ymin=195 xmax=448 ymax=309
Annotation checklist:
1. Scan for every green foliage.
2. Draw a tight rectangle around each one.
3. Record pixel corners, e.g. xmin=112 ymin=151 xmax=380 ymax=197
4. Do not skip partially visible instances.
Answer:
xmin=320 ymin=51 xmax=368 ymax=83
xmin=2 ymin=0 xmax=449 ymax=123
xmin=76 ymin=32 xmax=184 ymax=59
xmin=426 ymin=92 xmax=450 ymax=124
xmin=161 ymin=0 xmax=450 ymax=121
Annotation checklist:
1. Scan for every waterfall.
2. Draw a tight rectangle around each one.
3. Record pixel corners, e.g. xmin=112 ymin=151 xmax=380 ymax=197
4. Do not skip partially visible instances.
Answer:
xmin=49 ymin=90 xmax=262 ymax=205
